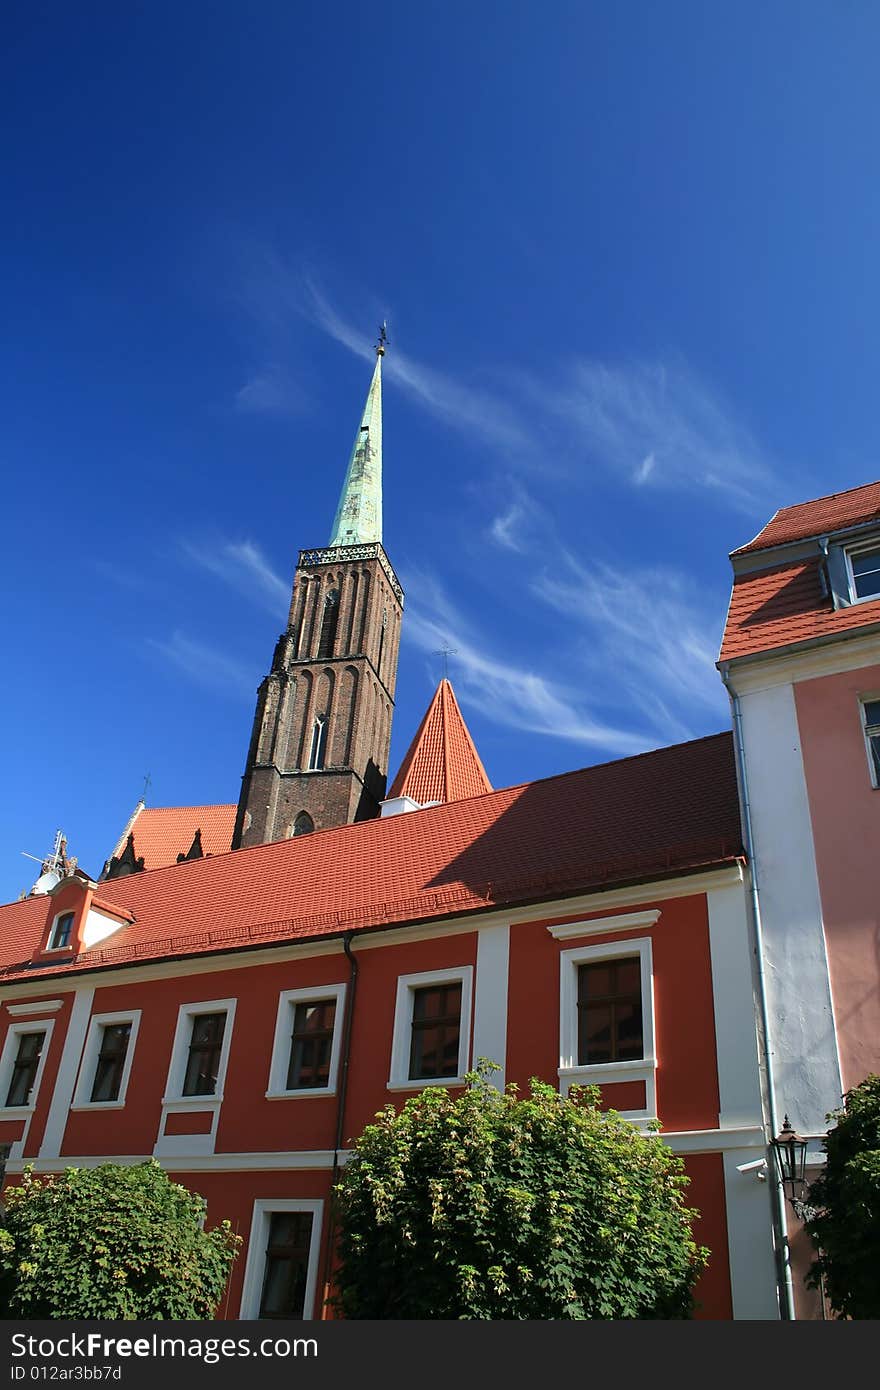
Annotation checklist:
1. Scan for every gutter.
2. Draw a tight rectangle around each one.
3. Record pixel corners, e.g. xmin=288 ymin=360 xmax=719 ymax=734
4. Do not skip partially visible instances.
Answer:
xmin=720 ymin=662 xmax=796 ymax=1321
xmin=320 ymin=929 xmax=359 ymax=1317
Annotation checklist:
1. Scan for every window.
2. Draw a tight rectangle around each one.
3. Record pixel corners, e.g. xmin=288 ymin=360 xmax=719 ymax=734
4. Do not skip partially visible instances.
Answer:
xmin=287 ymin=1001 xmax=336 ymax=1089
xmin=183 ymin=1012 xmax=226 ymax=1096
xmin=72 ymin=1011 xmax=141 ymax=1109
xmin=577 ymin=957 xmax=643 ymax=1065
xmin=5 ymin=1031 xmax=46 ymax=1107
xmin=558 ymin=938 xmax=655 ymax=1119
xmin=316 ymin=590 xmax=340 ymax=659
xmin=307 ymin=715 xmax=328 ymax=770
xmin=259 ymin=1211 xmax=314 ymax=1318
xmin=292 ymin=811 xmax=314 ymax=837
xmin=48 ymin=912 xmax=74 ymax=951
xmin=266 ymin=985 xmax=345 ymax=1098
xmin=388 ymin=968 xmax=473 ymax=1090
xmin=162 ymin=999 xmax=235 ymax=1111
xmin=847 ymin=541 xmax=880 ymax=602
xmin=90 ymin=1023 xmax=132 ymax=1102
xmin=409 ymin=983 xmax=461 ymax=1080
xmin=862 ymin=698 xmax=880 ymax=787
xmin=239 ymin=1199 xmax=323 ymax=1320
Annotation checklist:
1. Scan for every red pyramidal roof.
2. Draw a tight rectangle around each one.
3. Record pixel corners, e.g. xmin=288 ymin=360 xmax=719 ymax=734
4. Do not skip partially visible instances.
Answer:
xmin=388 ymin=679 xmax=492 ymax=805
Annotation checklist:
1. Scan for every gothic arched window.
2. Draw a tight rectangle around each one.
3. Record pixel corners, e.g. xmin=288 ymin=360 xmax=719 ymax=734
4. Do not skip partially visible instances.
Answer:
xmin=317 ymin=589 xmax=340 ymax=659
xmin=308 ymin=714 xmax=328 ymax=771
xmin=292 ymin=811 xmax=314 ymax=837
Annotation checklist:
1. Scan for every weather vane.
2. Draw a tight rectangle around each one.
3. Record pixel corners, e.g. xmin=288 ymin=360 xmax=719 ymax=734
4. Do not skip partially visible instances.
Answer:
xmin=434 ymin=644 xmax=457 ymax=679
xmin=376 ymin=321 xmax=389 ymax=354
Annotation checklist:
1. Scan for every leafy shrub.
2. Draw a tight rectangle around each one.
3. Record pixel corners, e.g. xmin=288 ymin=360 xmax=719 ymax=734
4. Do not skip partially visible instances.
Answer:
xmin=334 ymin=1065 xmax=708 ymax=1319
xmin=0 ymin=1160 xmax=240 ymax=1319
xmin=805 ymin=1074 xmax=880 ymax=1319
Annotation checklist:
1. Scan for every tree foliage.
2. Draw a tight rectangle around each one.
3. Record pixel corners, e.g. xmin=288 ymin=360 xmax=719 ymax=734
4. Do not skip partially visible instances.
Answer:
xmin=805 ymin=1073 xmax=880 ymax=1319
xmin=333 ymin=1066 xmax=708 ymax=1319
xmin=0 ymin=1160 xmax=240 ymax=1319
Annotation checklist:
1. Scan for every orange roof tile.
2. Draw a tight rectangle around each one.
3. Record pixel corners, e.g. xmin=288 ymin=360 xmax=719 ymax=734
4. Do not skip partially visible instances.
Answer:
xmin=0 ymin=733 xmax=742 ymax=982
xmin=108 ymin=804 xmax=236 ymax=872
xmin=388 ymin=679 xmax=492 ymax=805
xmin=733 ymin=479 xmax=880 ymax=556
xmin=719 ymin=557 xmax=880 ymax=662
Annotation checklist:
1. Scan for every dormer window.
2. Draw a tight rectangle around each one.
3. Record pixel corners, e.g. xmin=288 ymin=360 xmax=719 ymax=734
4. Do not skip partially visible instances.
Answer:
xmin=846 ymin=541 xmax=880 ymax=602
xmin=48 ymin=911 xmax=74 ymax=951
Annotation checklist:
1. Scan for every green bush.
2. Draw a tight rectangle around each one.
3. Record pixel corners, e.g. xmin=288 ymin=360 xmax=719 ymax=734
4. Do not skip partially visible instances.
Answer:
xmin=0 ymin=1160 xmax=240 ymax=1319
xmin=334 ymin=1065 xmax=708 ymax=1319
xmin=805 ymin=1074 xmax=880 ymax=1319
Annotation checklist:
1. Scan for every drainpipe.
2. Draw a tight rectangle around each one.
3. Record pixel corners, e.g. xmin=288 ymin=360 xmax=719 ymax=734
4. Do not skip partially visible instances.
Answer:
xmin=319 ymin=930 xmax=359 ymax=1317
xmin=721 ymin=662 xmax=796 ymax=1321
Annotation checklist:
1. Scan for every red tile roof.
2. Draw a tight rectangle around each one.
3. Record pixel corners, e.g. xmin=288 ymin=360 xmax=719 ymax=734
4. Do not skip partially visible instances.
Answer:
xmin=388 ymin=679 xmax=492 ymax=804
xmin=0 ymin=733 xmax=742 ymax=983
xmin=108 ymin=804 xmax=236 ymax=871
xmin=719 ymin=558 xmax=880 ymax=662
xmin=733 ymin=480 xmax=880 ymax=556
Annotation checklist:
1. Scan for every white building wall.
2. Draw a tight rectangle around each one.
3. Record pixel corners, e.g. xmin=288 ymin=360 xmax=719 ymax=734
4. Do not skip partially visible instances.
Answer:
xmin=736 ymin=678 xmax=841 ymax=1135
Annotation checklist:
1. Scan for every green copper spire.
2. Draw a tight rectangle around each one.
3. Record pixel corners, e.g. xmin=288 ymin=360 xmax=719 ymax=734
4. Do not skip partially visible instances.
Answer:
xmin=328 ymin=337 xmax=385 ymax=547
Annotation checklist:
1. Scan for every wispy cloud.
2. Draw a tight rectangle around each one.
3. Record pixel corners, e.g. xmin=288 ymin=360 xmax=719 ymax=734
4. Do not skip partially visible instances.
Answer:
xmin=235 ymin=364 xmax=308 ymax=417
xmin=241 ymin=254 xmax=531 ymax=453
xmin=144 ymin=632 xmax=256 ymax=699
xmin=403 ymin=572 xmax=651 ymax=757
xmin=180 ymin=538 xmax=289 ymax=618
xmin=240 ymin=255 xmax=779 ymax=511
xmin=540 ymin=359 xmax=778 ymax=513
xmin=532 ymin=548 xmax=727 ymax=742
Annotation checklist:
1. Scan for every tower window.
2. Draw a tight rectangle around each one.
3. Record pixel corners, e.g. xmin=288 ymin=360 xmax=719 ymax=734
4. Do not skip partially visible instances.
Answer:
xmin=292 ymin=811 xmax=314 ymax=836
xmin=308 ymin=716 xmax=328 ymax=771
xmin=317 ymin=590 xmax=340 ymax=659
xmin=377 ymin=606 xmax=387 ymax=676
xmin=861 ymin=698 xmax=880 ymax=786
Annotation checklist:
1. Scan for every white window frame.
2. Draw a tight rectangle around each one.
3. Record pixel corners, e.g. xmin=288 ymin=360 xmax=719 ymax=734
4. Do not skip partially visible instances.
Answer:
xmin=239 ymin=1198 xmax=324 ymax=1320
xmin=388 ymin=966 xmax=473 ymax=1091
xmin=266 ymin=984 xmax=346 ymax=1099
xmin=845 ymin=538 xmax=880 ymax=604
xmin=558 ymin=937 xmax=656 ymax=1121
xmin=0 ymin=1018 xmax=56 ymax=1114
xmin=860 ymin=695 xmax=880 ymax=789
xmin=46 ymin=909 xmax=76 ymax=953
xmin=161 ymin=998 xmax=236 ymax=1109
xmin=71 ymin=1010 xmax=141 ymax=1110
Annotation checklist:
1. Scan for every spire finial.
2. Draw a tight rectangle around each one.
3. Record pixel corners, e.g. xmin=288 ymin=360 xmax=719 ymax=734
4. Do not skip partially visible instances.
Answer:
xmin=434 ymin=644 xmax=457 ymax=680
xmin=376 ymin=321 xmax=389 ymax=357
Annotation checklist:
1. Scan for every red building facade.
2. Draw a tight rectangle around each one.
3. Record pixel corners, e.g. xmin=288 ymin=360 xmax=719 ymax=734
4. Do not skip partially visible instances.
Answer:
xmin=0 ymin=730 xmax=779 ymax=1320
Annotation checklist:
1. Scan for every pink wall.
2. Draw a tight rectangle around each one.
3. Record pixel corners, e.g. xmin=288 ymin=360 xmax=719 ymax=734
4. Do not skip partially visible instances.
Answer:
xmin=795 ymin=662 xmax=880 ymax=1094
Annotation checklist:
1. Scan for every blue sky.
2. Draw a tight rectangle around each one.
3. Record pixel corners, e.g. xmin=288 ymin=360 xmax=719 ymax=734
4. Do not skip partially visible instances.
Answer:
xmin=3 ymin=2 xmax=880 ymax=901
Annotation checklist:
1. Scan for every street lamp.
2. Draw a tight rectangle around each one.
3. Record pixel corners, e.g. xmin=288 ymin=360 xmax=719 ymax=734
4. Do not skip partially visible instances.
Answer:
xmin=771 ymin=1115 xmax=810 ymax=1215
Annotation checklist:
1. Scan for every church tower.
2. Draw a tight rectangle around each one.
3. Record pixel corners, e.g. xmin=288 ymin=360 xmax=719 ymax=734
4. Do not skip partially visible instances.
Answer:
xmin=232 ymin=334 xmax=403 ymax=847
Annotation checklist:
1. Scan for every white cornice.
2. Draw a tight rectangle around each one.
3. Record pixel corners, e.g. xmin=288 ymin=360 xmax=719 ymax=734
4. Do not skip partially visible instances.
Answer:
xmin=724 ymin=629 xmax=880 ymax=694
xmin=6 ymin=999 xmax=63 ymax=1015
xmin=547 ymin=909 xmax=661 ymax=940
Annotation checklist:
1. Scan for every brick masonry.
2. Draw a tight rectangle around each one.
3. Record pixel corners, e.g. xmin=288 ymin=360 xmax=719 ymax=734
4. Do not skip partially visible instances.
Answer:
xmin=232 ymin=547 xmax=403 ymax=846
